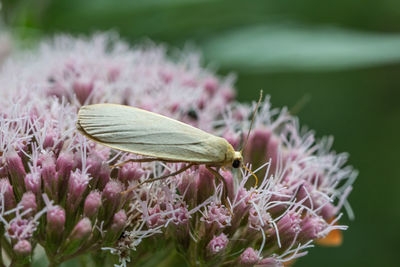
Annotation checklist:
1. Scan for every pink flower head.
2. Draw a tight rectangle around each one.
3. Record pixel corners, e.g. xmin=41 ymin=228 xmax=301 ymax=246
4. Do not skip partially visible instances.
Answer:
xmin=275 ymin=210 xmax=302 ymax=248
xmin=201 ymin=202 xmax=231 ymax=229
xmin=110 ymin=210 xmax=127 ymax=234
xmin=73 ymin=78 xmax=94 ymax=105
xmin=24 ymin=172 xmax=41 ymax=196
xmin=118 ymin=162 xmax=145 ymax=184
xmin=7 ymin=215 xmax=39 ymax=241
xmin=102 ymin=180 xmax=123 ymax=218
xmin=67 ymin=170 xmax=91 ymax=213
xmin=300 ymin=215 xmax=327 ymax=241
xmin=207 ymin=233 xmax=229 ymax=255
xmin=83 ymin=191 xmax=102 ymax=218
xmin=46 ymin=205 xmax=66 ymax=234
xmin=248 ymin=207 xmax=272 ymax=231
xmin=20 ymin=192 xmax=37 ymax=217
xmin=0 ymin=34 xmax=356 ymax=266
xmin=69 ymin=217 xmax=92 ymax=241
xmin=239 ymin=247 xmax=260 ymax=266
xmin=145 ymin=204 xmax=167 ymax=228
xmin=196 ymin=165 xmax=215 ymax=202
xmin=13 ymin=239 xmax=32 ymax=256
xmin=40 ymin=152 xmax=59 ymax=199
xmin=170 ymin=203 xmax=190 ymax=226
xmin=6 ymin=150 xmax=26 ymax=194
xmin=56 ymin=151 xmax=74 ymax=181
xmin=0 ymin=178 xmax=16 ymax=210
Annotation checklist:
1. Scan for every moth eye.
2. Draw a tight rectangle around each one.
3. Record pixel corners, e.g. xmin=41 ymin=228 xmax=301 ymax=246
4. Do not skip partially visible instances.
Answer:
xmin=232 ymin=159 xmax=241 ymax=168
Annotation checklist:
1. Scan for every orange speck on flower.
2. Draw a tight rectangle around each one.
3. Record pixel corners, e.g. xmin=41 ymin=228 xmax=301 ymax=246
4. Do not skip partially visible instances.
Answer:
xmin=283 ymin=258 xmax=296 ymax=266
xmin=316 ymin=219 xmax=343 ymax=246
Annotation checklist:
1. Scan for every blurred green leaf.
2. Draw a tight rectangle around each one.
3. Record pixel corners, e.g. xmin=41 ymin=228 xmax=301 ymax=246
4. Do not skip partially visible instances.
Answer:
xmin=203 ymin=25 xmax=400 ymax=72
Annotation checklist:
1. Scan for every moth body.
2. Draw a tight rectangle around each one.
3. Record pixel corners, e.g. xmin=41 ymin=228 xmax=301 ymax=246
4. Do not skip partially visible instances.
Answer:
xmin=77 ymin=104 xmax=243 ymax=168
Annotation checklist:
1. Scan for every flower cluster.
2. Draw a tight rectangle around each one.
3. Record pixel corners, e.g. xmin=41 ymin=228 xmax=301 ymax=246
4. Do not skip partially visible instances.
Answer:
xmin=0 ymin=34 xmax=356 ymax=266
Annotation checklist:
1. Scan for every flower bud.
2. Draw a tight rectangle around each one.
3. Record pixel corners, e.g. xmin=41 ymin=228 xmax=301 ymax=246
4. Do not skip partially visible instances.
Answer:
xmin=169 ymin=203 xmax=191 ymax=244
xmin=8 ymin=218 xmax=31 ymax=240
xmin=275 ymin=210 xmax=301 ymax=248
xmin=177 ymin=168 xmax=197 ymax=202
xmin=145 ymin=204 xmax=166 ymax=228
xmin=67 ymin=170 xmax=90 ymax=213
xmin=41 ymin=153 xmax=59 ymax=200
xmin=97 ymin=163 xmax=111 ymax=190
xmin=69 ymin=217 xmax=92 ymax=241
xmin=73 ymin=79 xmax=93 ymax=105
xmin=43 ymin=129 xmax=62 ymax=151
xmin=267 ymin=185 xmax=292 ymax=215
xmin=244 ymin=128 xmax=271 ymax=170
xmin=20 ymin=192 xmax=37 ymax=217
xmin=6 ymin=150 xmax=26 ymax=195
xmin=170 ymin=204 xmax=190 ymax=226
xmin=118 ymin=162 xmax=144 ymax=184
xmin=300 ymin=215 xmax=327 ymax=242
xmin=196 ymin=166 xmax=214 ymax=202
xmin=320 ymin=202 xmax=337 ymax=221
xmin=87 ymin=153 xmax=103 ymax=180
xmin=83 ymin=191 xmax=102 ymax=218
xmin=56 ymin=151 xmax=74 ymax=181
xmin=220 ymin=169 xmax=234 ymax=200
xmin=231 ymin=188 xmax=250 ymax=229
xmin=0 ymin=178 xmax=16 ymax=210
xmin=207 ymin=233 xmax=228 ymax=256
xmin=102 ymin=180 xmax=123 ymax=222
xmin=103 ymin=209 xmax=128 ymax=244
xmin=110 ymin=210 xmax=127 ymax=234
xmin=201 ymin=203 xmax=231 ymax=229
xmin=46 ymin=205 xmax=65 ymax=242
xmin=248 ymin=207 xmax=272 ymax=231
xmin=296 ymin=182 xmax=314 ymax=208
xmin=24 ymin=172 xmax=41 ymax=196
xmin=13 ymin=240 xmax=32 ymax=256
xmin=239 ymin=247 xmax=260 ymax=266
xmin=63 ymin=217 xmax=92 ymax=256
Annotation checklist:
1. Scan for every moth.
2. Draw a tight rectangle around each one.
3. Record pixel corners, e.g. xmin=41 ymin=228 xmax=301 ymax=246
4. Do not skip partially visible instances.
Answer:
xmin=76 ymin=92 xmax=262 ymax=190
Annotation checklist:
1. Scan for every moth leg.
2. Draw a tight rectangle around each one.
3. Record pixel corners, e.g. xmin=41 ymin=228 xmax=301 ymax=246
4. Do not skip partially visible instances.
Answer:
xmin=122 ymin=163 xmax=195 ymax=194
xmin=111 ymin=158 xmax=159 ymax=168
xmin=111 ymin=158 xmax=183 ymax=168
xmin=206 ymin=166 xmax=232 ymax=215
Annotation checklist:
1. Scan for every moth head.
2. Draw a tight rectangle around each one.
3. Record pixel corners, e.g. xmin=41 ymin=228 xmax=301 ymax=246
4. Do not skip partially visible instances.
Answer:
xmin=232 ymin=151 xmax=243 ymax=168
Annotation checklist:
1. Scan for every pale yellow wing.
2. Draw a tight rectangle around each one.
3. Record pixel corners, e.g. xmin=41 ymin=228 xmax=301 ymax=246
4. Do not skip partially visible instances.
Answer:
xmin=77 ymin=104 xmax=231 ymax=164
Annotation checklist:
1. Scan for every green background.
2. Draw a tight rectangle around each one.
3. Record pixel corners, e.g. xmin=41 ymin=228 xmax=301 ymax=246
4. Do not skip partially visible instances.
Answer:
xmin=1 ymin=1 xmax=399 ymax=266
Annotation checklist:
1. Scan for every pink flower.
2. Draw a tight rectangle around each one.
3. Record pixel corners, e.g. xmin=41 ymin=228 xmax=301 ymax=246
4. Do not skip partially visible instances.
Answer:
xmin=207 ymin=233 xmax=229 ymax=255
xmin=0 ymin=33 xmax=356 ymax=266
xmin=13 ymin=240 xmax=32 ymax=256
xmin=239 ymin=247 xmax=260 ymax=265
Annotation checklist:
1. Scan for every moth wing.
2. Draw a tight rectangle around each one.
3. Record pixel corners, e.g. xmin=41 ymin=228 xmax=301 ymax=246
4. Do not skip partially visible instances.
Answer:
xmin=77 ymin=104 xmax=230 ymax=163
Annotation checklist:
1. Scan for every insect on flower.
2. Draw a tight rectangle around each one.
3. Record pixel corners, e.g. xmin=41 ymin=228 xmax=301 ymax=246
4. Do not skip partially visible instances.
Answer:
xmin=76 ymin=92 xmax=263 ymax=191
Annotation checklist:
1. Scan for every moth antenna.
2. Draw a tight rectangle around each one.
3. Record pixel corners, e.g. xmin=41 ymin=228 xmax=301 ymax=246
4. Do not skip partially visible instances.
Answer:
xmin=240 ymin=90 xmax=263 ymax=153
